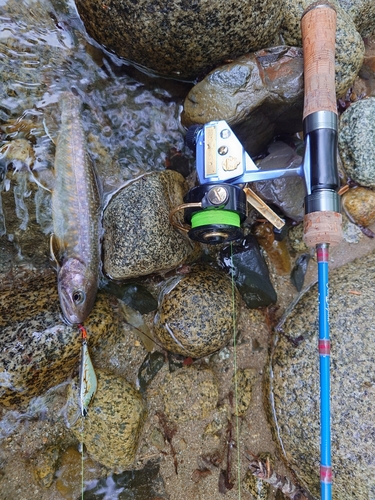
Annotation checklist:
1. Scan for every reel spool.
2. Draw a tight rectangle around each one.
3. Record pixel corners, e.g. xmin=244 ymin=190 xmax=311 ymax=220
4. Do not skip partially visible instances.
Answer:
xmin=170 ymin=183 xmax=247 ymax=245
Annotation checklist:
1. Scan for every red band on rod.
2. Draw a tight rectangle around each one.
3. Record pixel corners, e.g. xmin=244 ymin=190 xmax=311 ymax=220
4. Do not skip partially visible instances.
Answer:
xmin=317 ymin=247 xmax=329 ymax=262
xmin=320 ymin=465 xmax=333 ymax=483
xmin=319 ymin=339 xmax=330 ymax=355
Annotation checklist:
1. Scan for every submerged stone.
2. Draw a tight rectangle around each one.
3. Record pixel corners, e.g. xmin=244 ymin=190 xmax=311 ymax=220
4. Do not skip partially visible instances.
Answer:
xmin=153 ymin=265 xmax=240 ymax=358
xmin=103 ymin=281 xmax=158 ymax=314
xmin=267 ymin=251 xmax=375 ymax=499
xmin=251 ymin=141 xmax=305 ymax=222
xmin=79 ymin=460 xmax=168 ymax=500
xmin=160 ymin=366 xmax=218 ymax=423
xmin=67 ymin=370 xmax=147 ymax=471
xmin=339 ymin=98 xmax=375 ymax=188
xmin=0 ymin=270 xmax=116 ymax=408
xmin=182 ymin=46 xmax=304 ymax=156
xmin=219 ymin=236 xmax=277 ymax=308
xmin=102 ymin=170 xmax=198 ymax=280
xmin=74 ymin=0 xmax=283 ymax=80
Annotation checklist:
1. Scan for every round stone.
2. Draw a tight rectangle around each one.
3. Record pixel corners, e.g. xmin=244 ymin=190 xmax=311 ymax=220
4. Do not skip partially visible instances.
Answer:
xmin=339 ymin=97 xmax=375 ymax=188
xmin=0 ymin=270 xmax=117 ymax=408
xmin=74 ymin=0 xmax=283 ymax=80
xmin=154 ymin=265 xmax=240 ymax=358
xmin=67 ymin=370 xmax=147 ymax=471
xmin=161 ymin=367 xmax=219 ymax=423
xmin=267 ymin=251 xmax=375 ymax=499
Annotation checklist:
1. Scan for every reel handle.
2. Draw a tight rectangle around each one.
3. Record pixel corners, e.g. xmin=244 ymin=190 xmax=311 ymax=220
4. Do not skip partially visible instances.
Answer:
xmin=301 ymin=1 xmax=337 ymax=119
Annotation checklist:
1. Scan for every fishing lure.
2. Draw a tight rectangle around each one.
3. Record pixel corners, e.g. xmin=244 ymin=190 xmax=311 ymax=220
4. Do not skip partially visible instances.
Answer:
xmin=78 ymin=324 xmax=97 ymax=417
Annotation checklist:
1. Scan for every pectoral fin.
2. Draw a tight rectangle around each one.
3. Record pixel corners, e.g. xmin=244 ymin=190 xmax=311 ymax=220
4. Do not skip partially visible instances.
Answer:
xmin=49 ymin=233 xmax=61 ymax=271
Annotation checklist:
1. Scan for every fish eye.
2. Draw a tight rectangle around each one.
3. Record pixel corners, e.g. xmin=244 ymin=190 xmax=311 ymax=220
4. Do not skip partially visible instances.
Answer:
xmin=72 ymin=290 xmax=85 ymax=305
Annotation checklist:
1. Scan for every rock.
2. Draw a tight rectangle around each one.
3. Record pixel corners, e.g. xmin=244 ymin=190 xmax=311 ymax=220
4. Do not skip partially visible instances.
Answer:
xmin=281 ymin=0 xmax=364 ymax=98
xmin=290 ymin=253 xmax=311 ymax=292
xmin=232 ymin=368 xmax=256 ymax=417
xmin=251 ymin=141 xmax=305 ymax=222
xmin=219 ymin=236 xmax=277 ymax=308
xmin=267 ymin=251 xmax=375 ymax=499
xmin=353 ymin=36 xmax=375 ymax=99
xmin=56 ymin=446 xmax=100 ymax=499
xmin=74 ymin=0 xmax=283 ymax=80
xmin=161 ymin=366 xmax=218 ymax=423
xmin=102 ymin=170 xmax=198 ymax=280
xmin=153 ymin=265 xmax=240 ymax=358
xmin=32 ymin=445 xmax=60 ymax=488
xmin=0 ymin=167 xmax=52 ymax=268
xmin=339 ymin=98 xmax=375 ymax=188
xmin=0 ymin=270 xmax=117 ymax=407
xmin=103 ymin=281 xmax=158 ymax=314
xmin=337 ymin=0 xmax=375 ymax=37
xmin=77 ymin=461 xmax=168 ymax=500
xmin=67 ymin=370 xmax=147 ymax=471
xmin=253 ymin=222 xmax=292 ymax=275
xmin=341 ymin=185 xmax=375 ymax=228
xmin=182 ymin=46 xmax=304 ymax=156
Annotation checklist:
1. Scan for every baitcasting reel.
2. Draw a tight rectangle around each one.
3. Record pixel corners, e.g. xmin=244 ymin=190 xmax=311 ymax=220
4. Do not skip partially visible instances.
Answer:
xmin=170 ymin=120 xmax=305 ymax=244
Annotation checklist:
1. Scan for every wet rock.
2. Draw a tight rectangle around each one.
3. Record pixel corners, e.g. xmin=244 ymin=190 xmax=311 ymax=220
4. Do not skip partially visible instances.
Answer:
xmin=32 ymin=445 xmax=59 ymax=488
xmin=268 ymin=251 xmax=375 ymax=499
xmin=79 ymin=461 xmax=168 ymax=500
xmin=0 ymin=271 xmax=117 ymax=408
xmin=337 ymin=0 xmax=375 ymax=37
xmin=102 ymin=170 xmax=198 ymax=280
xmin=182 ymin=47 xmax=304 ymax=156
xmin=232 ymin=368 xmax=256 ymax=417
xmin=341 ymin=185 xmax=375 ymax=228
xmin=161 ymin=366 xmax=218 ymax=423
xmin=219 ymin=236 xmax=277 ymax=309
xmin=251 ymin=141 xmax=305 ymax=222
xmin=67 ymin=370 xmax=147 ymax=471
xmin=153 ymin=265 xmax=240 ymax=358
xmin=137 ymin=351 xmax=166 ymax=394
xmin=56 ymin=446 xmax=103 ymax=498
xmin=74 ymin=0 xmax=283 ymax=80
xmin=0 ymin=167 xmax=52 ymax=267
xmin=339 ymin=98 xmax=375 ymax=188
xmin=353 ymin=36 xmax=375 ymax=99
xmin=253 ymin=222 xmax=292 ymax=275
xmin=103 ymin=281 xmax=158 ymax=314
xmin=281 ymin=0 xmax=364 ymax=98
xmin=290 ymin=253 xmax=311 ymax=292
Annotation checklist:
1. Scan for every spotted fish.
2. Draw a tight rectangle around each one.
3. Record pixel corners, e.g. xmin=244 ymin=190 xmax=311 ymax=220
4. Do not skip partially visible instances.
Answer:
xmin=51 ymin=92 xmax=101 ymax=325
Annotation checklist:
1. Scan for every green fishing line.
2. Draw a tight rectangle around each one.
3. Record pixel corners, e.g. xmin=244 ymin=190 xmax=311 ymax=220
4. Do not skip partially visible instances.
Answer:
xmin=191 ymin=209 xmax=240 ymax=228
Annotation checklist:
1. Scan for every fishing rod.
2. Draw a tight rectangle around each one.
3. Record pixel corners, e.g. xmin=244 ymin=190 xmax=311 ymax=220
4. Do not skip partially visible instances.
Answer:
xmin=170 ymin=3 xmax=342 ymax=497
xmin=301 ymin=2 xmax=342 ymax=499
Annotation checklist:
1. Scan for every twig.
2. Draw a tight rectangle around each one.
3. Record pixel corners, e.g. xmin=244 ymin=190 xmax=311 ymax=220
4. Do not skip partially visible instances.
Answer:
xmin=248 ymin=459 xmax=310 ymax=500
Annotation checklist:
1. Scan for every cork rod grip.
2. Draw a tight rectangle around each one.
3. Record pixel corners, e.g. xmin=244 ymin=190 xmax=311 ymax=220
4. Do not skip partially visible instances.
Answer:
xmin=301 ymin=2 xmax=337 ymax=119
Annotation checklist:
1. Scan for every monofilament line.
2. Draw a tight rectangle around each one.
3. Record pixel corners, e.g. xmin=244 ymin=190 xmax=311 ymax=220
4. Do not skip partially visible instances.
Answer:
xmin=230 ymin=242 xmax=241 ymax=499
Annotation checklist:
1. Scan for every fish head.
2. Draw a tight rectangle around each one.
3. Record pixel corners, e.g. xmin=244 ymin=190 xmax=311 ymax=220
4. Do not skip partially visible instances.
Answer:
xmin=58 ymin=258 xmax=97 ymax=325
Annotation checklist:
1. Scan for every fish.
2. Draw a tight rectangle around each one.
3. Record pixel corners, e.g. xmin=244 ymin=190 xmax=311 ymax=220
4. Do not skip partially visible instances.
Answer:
xmin=51 ymin=92 xmax=101 ymax=325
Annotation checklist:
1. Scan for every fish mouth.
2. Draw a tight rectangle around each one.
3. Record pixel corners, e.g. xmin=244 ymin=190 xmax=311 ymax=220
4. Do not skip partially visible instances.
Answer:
xmin=60 ymin=312 xmax=78 ymax=327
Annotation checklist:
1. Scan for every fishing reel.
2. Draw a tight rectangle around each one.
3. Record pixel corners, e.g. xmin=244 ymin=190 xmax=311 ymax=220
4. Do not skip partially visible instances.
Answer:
xmin=170 ymin=120 xmax=305 ymax=244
